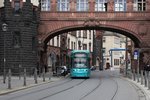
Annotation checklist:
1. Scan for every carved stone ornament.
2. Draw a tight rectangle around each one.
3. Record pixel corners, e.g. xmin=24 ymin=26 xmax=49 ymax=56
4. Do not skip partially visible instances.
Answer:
xmin=137 ymin=23 xmax=148 ymax=36
xmin=84 ymin=19 xmax=100 ymax=27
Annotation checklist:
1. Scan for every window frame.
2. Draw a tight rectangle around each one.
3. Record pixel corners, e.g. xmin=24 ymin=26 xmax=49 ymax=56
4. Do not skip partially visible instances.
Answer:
xmin=114 ymin=0 xmax=127 ymax=11
xmin=95 ymin=0 xmax=108 ymax=11
xmin=57 ymin=0 xmax=70 ymax=11
xmin=76 ymin=0 xmax=89 ymax=11
xmin=41 ymin=0 xmax=51 ymax=11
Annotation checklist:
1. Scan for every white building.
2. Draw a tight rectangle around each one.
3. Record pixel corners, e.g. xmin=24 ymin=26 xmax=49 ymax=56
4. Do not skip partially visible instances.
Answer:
xmin=47 ymin=30 xmax=94 ymax=68
xmin=67 ymin=30 xmax=94 ymax=52
xmin=103 ymin=31 xmax=126 ymax=69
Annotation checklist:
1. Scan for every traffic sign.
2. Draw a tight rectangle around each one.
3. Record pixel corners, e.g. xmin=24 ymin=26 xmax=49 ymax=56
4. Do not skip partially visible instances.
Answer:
xmin=134 ymin=50 xmax=138 ymax=60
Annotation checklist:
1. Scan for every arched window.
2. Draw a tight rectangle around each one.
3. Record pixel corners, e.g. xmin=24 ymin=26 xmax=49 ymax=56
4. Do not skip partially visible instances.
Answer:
xmin=57 ymin=0 xmax=70 ymax=11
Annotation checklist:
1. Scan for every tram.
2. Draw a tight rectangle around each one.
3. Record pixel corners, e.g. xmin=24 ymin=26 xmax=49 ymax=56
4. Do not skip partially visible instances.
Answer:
xmin=70 ymin=50 xmax=91 ymax=78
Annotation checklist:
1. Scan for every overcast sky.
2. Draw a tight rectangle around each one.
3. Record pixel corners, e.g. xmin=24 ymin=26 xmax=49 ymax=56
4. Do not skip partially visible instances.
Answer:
xmin=0 ymin=0 xmax=39 ymax=7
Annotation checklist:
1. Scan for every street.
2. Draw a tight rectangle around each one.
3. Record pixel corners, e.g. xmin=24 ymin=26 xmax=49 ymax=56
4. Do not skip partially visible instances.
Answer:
xmin=0 ymin=69 xmax=147 ymax=100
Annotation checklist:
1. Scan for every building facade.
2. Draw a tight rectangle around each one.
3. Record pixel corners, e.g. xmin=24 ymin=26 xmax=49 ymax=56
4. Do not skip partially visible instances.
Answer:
xmin=102 ymin=31 xmax=126 ymax=69
xmin=46 ymin=30 xmax=96 ymax=73
xmin=0 ymin=0 xmax=39 ymax=74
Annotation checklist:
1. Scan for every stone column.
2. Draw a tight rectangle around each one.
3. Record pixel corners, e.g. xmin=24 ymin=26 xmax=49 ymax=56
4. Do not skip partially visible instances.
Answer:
xmin=70 ymin=0 xmax=76 ymax=11
xmin=147 ymin=1 xmax=150 ymax=11
xmin=89 ymin=0 xmax=95 ymax=12
xmin=127 ymin=0 xmax=133 ymax=11
xmin=51 ymin=0 xmax=57 ymax=12
xmin=108 ymin=0 xmax=114 ymax=12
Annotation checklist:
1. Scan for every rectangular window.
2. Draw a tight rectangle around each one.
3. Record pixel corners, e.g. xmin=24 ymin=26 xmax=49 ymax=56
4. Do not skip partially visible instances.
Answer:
xmin=71 ymin=41 xmax=73 ymax=49
xmin=83 ymin=44 xmax=87 ymax=50
xmin=95 ymin=0 xmax=107 ymax=11
xmin=114 ymin=0 xmax=126 ymax=11
xmin=89 ymin=30 xmax=91 ymax=39
xmin=57 ymin=0 xmax=70 ymax=11
xmin=68 ymin=39 xmax=70 ymax=49
xmin=76 ymin=0 xmax=89 ymax=11
xmin=83 ymin=30 xmax=87 ymax=38
xmin=78 ymin=31 xmax=81 ymax=38
xmin=74 ymin=42 xmax=76 ymax=49
xmin=114 ymin=59 xmax=119 ymax=65
xmin=41 ymin=0 xmax=50 ymax=11
xmin=78 ymin=41 xmax=81 ymax=50
xmin=14 ymin=0 xmax=20 ymax=14
xmin=133 ymin=0 xmax=146 ymax=11
xmin=89 ymin=42 xmax=91 ymax=52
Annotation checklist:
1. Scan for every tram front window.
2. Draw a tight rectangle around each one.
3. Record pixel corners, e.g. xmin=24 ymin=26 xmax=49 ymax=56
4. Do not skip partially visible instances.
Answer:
xmin=73 ymin=58 xmax=87 ymax=68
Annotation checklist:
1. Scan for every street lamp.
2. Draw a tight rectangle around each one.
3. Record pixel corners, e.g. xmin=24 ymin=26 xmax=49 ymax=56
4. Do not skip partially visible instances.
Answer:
xmin=2 ymin=23 xmax=8 ymax=83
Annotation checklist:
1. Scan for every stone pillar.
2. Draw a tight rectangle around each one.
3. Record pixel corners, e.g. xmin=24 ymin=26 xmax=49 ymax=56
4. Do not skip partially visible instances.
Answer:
xmin=51 ymin=0 xmax=57 ymax=12
xmin=70 ymin=0 xmax=76 ymax=11
xmin=108 ymin=0 xmax=114 ymax=12
xmin=147 ymin=1 xmax=150 ymax=11
xmin=127 ymin=0 xmax=133 ymax=11
xmin=89 ymin=0 xmax=95 ymax=12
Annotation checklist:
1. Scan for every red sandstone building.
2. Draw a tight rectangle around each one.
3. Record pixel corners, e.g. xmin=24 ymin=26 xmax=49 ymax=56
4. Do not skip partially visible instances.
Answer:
xmin=0 ymin=0 xmax=150 ymax=75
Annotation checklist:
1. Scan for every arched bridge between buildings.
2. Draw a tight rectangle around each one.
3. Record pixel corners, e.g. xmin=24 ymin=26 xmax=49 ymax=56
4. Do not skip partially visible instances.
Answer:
xmin=39 ymin=12 xmax=150 ymax=49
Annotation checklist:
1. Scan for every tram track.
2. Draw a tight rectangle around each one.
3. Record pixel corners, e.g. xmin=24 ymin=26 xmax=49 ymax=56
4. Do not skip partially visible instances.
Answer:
xmin=39 ymin=79 xmax=87 ymax=100
xmin=79 ymin=78 xmax=102 ymax=100
xmin=110 ymin=78 xmax=119 ymax=100
xmin=79 ymin=74 xmax=119 ymax=100
xmin=5 ymin=78 xmax=73 ymax=100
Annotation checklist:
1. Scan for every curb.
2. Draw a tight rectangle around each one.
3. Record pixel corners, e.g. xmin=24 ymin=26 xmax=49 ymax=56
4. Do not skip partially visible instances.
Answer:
xmin=0 ymin=80 xmax=53 ymax=95
xmin=0 ymin=75 xmax=68 ymax=95
xmin=122 ymin=77 xmax=150 ymax=100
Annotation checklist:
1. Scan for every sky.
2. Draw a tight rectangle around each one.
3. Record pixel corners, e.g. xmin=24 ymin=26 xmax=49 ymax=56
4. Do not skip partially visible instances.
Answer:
xmin=0 ymin=0 xmax=39 ymax=7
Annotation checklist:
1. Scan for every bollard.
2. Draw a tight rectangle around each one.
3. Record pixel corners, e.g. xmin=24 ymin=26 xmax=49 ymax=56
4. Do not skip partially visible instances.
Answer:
xmin=141 ymin=70 xmax=144 ymax=85
xmin=34 ymin=68 xmax=38 ymax=84
xmin=49 ymin=69 xmax=51 ymax=80
xmin=144 ymin=70 xmax=147 ymax=87
xmin=43 ymin=67 xmax=45 ymax=82
xmin=133 ymin=69 xmax=136 ymax=81
xmin=19 ymin=68 xmax=21 ymax=80
xmin=23 ymin=68 xmax=26 ymax=86
xmin=8 ymin=69 xmax=11 ymax=89
xmin=148 ymin=71 xmax=150 ymax=90
xmin=3 ymin=69 xmax=6 ymax=84
xmin=137 ymin=70 xmax=140 ymax=83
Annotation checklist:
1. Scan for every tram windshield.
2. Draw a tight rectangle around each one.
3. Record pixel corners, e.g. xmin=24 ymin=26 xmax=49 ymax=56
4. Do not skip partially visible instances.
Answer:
xmin=73 ymin=57 xmax=88 ymax=68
